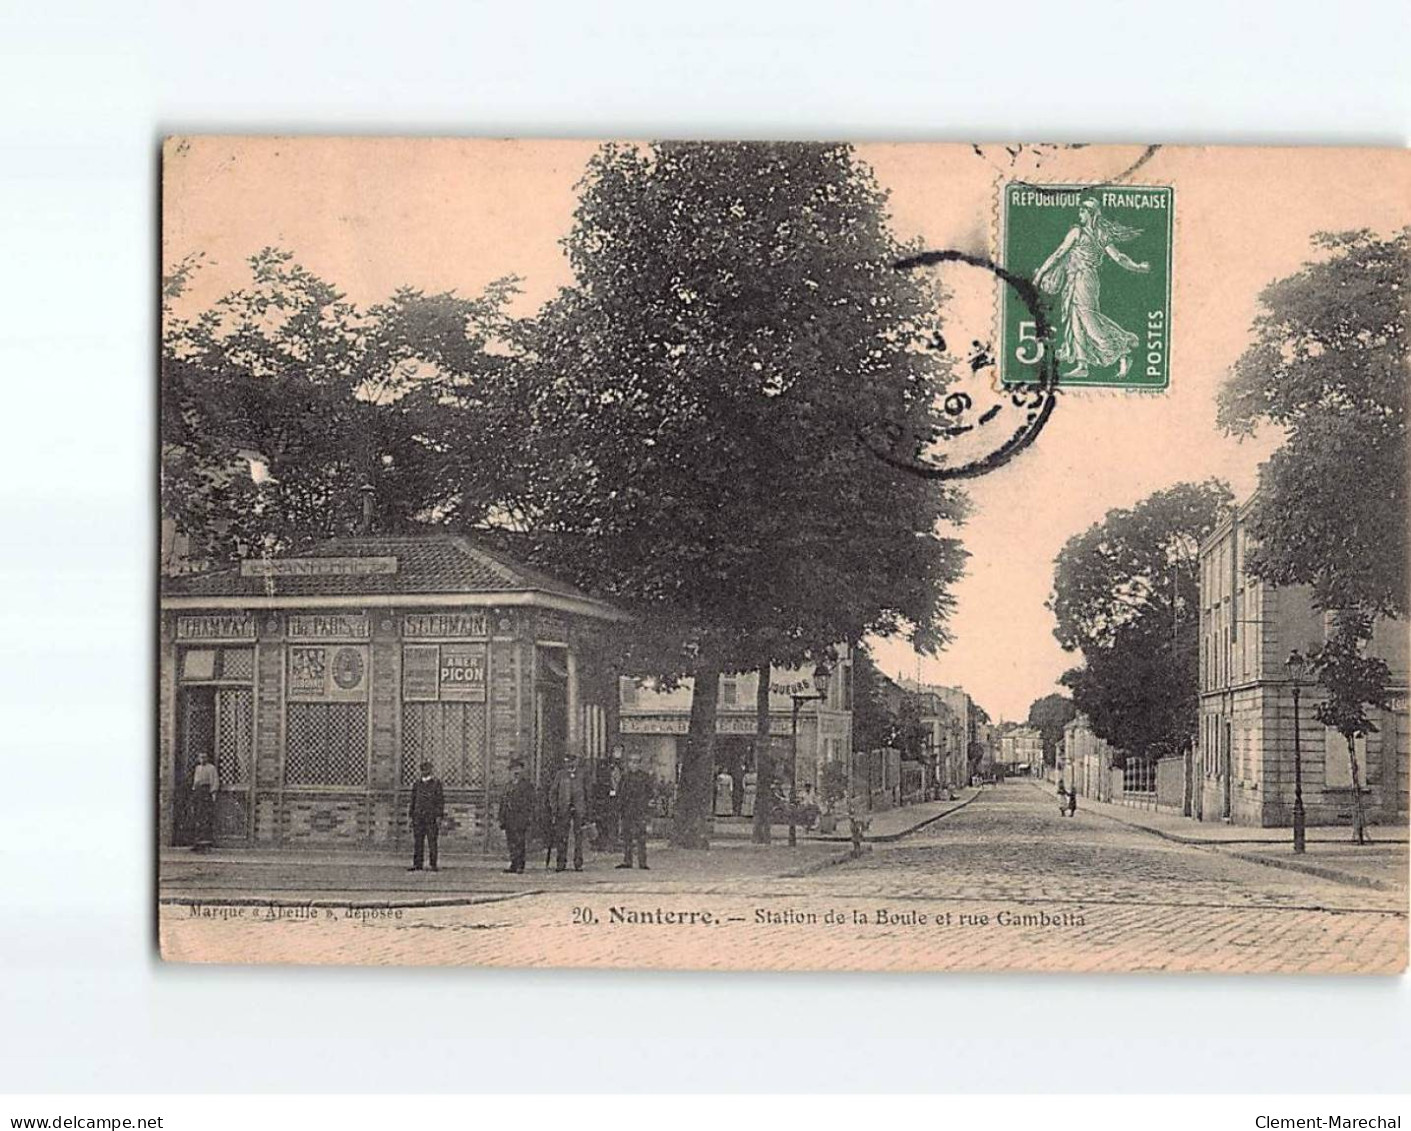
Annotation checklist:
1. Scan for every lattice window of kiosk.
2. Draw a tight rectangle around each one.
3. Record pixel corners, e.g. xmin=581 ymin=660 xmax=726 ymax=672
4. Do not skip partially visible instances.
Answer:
xmin=285 ymin=644 xmax=371 ymax=786
xmin=401 ymin=643 xmax=487 ymax=787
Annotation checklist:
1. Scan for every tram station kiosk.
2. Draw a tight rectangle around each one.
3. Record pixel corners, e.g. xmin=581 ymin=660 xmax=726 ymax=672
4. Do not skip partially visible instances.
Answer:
xmin=159 ymin=534 xmax=626 ymax=852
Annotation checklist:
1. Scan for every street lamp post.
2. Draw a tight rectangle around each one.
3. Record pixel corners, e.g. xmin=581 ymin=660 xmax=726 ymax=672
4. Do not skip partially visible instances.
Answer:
xmin=1286 ymin=650 xmax=1308 ymax=855
xmin=788 ymin=661 xmax=832 ymax=848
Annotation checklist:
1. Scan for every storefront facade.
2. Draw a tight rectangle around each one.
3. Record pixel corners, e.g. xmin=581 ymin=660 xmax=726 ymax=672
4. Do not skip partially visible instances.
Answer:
xmin=618 ymin=652 xmax=855 ymax=808
xmin=158 ymin=535 xmax=625 ymax=851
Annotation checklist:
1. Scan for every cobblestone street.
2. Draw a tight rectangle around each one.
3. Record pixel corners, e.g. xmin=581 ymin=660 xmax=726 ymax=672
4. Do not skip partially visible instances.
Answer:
xmin=160 ymin=783 xmax=1408 ymax=973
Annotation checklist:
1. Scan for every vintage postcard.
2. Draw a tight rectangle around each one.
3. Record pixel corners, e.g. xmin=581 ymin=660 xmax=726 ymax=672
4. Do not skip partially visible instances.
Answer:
xmin=158 ymin=139 xmax=1409 ymax=972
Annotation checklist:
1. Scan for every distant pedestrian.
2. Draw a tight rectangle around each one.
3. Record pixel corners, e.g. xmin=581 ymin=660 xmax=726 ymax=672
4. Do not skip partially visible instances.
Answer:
xmin=498 ymin=759 xmax=537 ymax=874
xmin=408 ymin=760 xmax=445 ymax=872
xmin=549 ymin=752 xmax=590 ymax=872
xmin=190 ymin=752 xmax=219 ymax=851
xmin=714 ymin=770 xmax=733 ymax=817
xmin=1067 ymin=786 xmax=1078 ymax=817
xmin=616 ymin=750 xmax=653 ymax=870
xmin=595 ymin=746 xmax=624 ymax=850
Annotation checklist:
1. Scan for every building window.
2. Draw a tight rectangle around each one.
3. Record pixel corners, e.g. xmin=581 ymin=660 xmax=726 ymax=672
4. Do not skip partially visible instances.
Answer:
xmin=400 ymin=642 xmax=488 ymax=787
xmin=286 ymin=702 xmax=369 ymax=785
xmin=720 ymin=676 xmax=738 ymax=707
xmin=402 ymin=701 xmax=486 ymax=787
xmin=285 ymin=643 xmax=371 ymax=786
xmin=214 ymin=688 xmax=254 ymax=786
xmin=619 ymin=677 xmax=639 ymax=707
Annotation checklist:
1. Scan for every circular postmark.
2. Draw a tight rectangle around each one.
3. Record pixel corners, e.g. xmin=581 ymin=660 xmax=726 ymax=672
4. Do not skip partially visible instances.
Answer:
xmin=861 ymin=249 xmax=1058 ymax=481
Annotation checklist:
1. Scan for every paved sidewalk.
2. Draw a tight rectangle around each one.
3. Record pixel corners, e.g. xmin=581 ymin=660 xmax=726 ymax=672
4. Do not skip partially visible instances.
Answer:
xmin=709 ymin=788 xmax=980 ymax=843
xmin=1029 ymin=780 xmax=1409 ymax=892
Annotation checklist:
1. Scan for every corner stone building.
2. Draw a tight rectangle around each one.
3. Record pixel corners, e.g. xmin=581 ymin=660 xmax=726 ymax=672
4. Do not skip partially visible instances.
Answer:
xmin=1198 ymin=499 xmax=1409 ymax=828
xmin=159 ymin=535 xmax=626 ymax=851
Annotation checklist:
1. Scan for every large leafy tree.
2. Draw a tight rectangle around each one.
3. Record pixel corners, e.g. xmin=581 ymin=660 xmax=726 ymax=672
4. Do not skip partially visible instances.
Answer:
xmin=516 ymin=142 xmax=968 ymax=846
xmin=1219 ymin=229 xmax=1408 ymax=619
xmin=1220 ymin=229 xmax=1407 ymax=843
xmin=1050 ymin=481 xmax=1233 ymax=760
xmin=162 ymin=248 xmax=523 ymax=566
xmin=1026 ymin=692 xmax=1076 ymax=768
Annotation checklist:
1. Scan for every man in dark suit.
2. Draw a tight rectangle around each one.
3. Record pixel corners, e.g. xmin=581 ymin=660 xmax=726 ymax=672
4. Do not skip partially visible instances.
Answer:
xmin=498 ymin=758 xmax=537 ymax=874
xmin=408 ymin=760 xmax=445 ymax=872
xmin=615 ymin=749 xmax=653 ymax=870
xmin=548 ymin=752 xmax=590 ymax=872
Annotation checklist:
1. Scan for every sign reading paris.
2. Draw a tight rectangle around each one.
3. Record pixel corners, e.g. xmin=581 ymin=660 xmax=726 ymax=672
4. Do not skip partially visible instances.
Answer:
xmin=1000 ymin=184 xmax=1174 ymax=389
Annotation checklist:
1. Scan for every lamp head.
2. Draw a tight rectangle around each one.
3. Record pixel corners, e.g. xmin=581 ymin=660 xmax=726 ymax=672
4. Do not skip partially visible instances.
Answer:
xmin=812 ymin=661 xmax=832 ymax=697
xmin=1285 ymin=650 xmax=1308 ymax=684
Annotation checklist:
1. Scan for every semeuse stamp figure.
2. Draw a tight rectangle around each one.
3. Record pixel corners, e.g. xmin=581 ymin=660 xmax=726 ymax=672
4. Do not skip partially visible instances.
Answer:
xmin=1000 ymin=184 xmax=1173 ymax=389
xmin=1033 ymin=197 xmax=1150 ymax=379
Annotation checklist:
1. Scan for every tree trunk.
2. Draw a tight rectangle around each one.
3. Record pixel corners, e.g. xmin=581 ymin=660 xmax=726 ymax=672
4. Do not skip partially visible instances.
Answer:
xmin=752 ymin=660 xmax=773 ymax=844
xmin=672 ymin=656 xmax=720 ymax=848
xmin=1347 ymin=734 xmax=1370 ymax=845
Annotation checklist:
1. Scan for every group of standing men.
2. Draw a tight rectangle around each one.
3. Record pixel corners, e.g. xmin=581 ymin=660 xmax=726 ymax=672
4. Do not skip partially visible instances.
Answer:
xmin=495 ymin=743 xmax=654 ymax=874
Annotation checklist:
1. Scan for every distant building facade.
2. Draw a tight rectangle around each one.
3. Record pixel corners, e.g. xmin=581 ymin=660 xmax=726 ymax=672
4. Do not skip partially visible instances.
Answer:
xmin=1197 ymin=498 xmax=1409 ymax=827
xmin=903 ymin=681 xmax=974 ymax=791
xmin=1063 ymin=715 xmax=1115 ymax=802
xmin=620 ymin=650 xmax=854 ymax=799
xmin=998 ymin=726 xmax=1043 ymax=774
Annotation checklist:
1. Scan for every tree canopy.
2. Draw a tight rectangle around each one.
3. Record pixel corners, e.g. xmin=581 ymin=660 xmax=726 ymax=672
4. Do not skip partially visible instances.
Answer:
xmin=516 ymin=143 xmax=966 ymax=665
xmin=161 ymin=248 xmax=523 ymax=565
xmin=1026 ymin=692 xmax=1076 ymax=767
xmin=1050 ymin=481 xmax=1232 ymax=759
xmin=1219 ymin=228 xmax=1409 ymax=619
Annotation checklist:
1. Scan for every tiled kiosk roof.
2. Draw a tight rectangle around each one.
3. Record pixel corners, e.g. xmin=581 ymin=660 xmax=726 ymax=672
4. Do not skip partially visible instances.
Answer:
xmin=160 ymin=534 xmax=627 ymax=619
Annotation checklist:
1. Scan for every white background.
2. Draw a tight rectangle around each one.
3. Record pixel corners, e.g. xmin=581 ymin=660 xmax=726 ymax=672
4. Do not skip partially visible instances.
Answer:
xmin=1 ymin=0 xmax=1408 ymax=1095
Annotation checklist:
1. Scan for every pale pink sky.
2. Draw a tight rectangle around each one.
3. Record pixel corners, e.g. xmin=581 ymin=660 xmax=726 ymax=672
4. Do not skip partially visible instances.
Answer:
xmin=163 ymin=139 xmax=1411 ymax=720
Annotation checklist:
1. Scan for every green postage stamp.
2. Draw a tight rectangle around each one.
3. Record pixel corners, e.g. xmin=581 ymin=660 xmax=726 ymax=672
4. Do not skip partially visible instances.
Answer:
xmin=1000 ymin=183 xmax=1174 ymax=389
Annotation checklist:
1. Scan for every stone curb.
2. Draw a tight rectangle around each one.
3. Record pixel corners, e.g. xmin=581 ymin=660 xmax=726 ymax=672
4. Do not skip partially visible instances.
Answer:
xmin=1031 ymin=782 xmax=1405 ymax=892
xmin=804 ymin=789 xmax=983 ymax=844
xmin=1217 ymin=851 xmax=1397 ymax=893
xmin=159 ymin=847 xmax=860 ymax=910
xmin=1027 ymin=780 xmax=1407 ymax=846
xmin=867 ymin=790 xmax=983 ymax=842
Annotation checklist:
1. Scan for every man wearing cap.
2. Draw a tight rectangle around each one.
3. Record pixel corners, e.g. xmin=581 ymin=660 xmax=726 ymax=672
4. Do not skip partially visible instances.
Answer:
xmin=408 ymin=760 xmax=445 ymax=872
xmin=498 ymin=758 xmax=537 ymax=874
xmin=615 ymin=749 xmax=653 ymax=870
xmin=548 ymin=752 xmax=590 ymax=872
